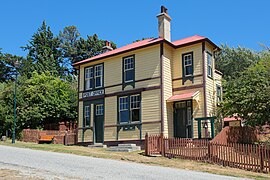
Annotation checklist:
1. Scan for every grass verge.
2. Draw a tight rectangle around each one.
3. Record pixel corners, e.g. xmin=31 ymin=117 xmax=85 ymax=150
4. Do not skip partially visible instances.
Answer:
xmin=1 ymin=140 xmax=270 ymax=180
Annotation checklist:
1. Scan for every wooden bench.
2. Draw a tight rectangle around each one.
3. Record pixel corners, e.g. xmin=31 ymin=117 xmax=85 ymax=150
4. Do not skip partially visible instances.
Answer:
xmin=38 ymin=135 xmax=54 ymax=143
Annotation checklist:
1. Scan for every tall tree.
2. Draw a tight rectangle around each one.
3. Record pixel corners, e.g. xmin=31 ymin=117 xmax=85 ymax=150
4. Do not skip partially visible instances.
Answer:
xmin=215 ymin=45 xmax=260 ymax=80
xmin=0 ymin=51 xmax=24 ymax=82
xmin=220 ymin=55 xmax=270 ymax=126
xmin=22 ymin=21 xmax=64 ymax=77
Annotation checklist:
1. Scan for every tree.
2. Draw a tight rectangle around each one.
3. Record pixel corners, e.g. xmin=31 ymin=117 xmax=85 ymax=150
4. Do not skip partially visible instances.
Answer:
xmin=215 ymin=45 xmax=260 ymax=80
xmin=0 ymin=51 xmax=24 ymax=82
xmin=221 ymin=55 xmax=270 ymax=126
xmin=22 ymin=21 xmax=64 ymax=77
xmin=0 ymin=72 xmax=77 ymax=136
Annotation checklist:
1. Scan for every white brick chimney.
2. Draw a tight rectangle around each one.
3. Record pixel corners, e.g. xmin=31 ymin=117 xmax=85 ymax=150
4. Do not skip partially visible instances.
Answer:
xmin=157 ymin=6 xmax=171 ymax=42
xmin=102 ymin=40 xmax=113 ymax=53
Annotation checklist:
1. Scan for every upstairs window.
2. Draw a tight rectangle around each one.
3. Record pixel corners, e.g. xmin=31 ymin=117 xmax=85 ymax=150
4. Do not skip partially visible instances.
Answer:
xmin=123 ymin=56 xmax=135 ymax=83
xmin=183 ymin=52 xmax=193 ymax=77
xmin=85 ymin=64 xmax=103 ymax=90
xmin=85 ymin=67 xmax=94 ymax=90
xmin=207 ymin=52 xmax=213 ymax=78
xmin=119 ymin=94 xmax=141 ymax=124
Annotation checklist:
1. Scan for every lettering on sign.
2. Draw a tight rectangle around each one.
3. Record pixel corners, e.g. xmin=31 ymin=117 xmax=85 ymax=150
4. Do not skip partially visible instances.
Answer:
xmin=83 ymin=89 xmax=104 ymax=98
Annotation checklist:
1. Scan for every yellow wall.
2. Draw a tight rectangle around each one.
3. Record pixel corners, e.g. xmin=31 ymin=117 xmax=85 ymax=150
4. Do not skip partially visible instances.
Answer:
xmin=162 ymin=44 xmax=173 ymax=136
xmin=172 ymin=43 xmax=203 ymax=89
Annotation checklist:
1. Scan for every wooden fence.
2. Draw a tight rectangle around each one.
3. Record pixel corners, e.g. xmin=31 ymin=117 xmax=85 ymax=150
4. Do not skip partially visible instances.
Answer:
xmin=145 ymin=133 xmax=270 ymax=173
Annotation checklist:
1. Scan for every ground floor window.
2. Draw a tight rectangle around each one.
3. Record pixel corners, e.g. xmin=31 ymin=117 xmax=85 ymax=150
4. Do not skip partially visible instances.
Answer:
xmin=84 ymin=105 xmax=90 ymax=127
xmin=119 ymin=94 xmax=141 ymax=124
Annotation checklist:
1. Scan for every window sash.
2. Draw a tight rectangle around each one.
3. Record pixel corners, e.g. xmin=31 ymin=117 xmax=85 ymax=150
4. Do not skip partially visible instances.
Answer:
xmin=96 ymin=104 xmax=104 ymax=116
xmin=95 ymin=65 xmax=103 ymax=88
xmin=183 ymin=54 xmax=193 ymax=76
xmin=118 ymin=94 xmax=140 ymax=124
xmin=123 ymin=56 xmax=134 ymax=83
xmin=84 ymin=64 xmax=103 ymax=90
xmin=84 ymin=106 xmax=90 ymax=127
xmin=207 ymin=53 xmax=213 ymax=77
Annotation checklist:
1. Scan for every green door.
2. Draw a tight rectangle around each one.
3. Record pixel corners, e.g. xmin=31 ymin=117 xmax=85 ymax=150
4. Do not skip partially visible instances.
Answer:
xmin=94 ymin=104 xmax=104 ymax=143
xmin=174 ymin=100 xmax=193 ymax=138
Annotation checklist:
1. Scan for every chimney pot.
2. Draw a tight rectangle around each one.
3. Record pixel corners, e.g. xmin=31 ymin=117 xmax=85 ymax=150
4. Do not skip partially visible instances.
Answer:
xmin=102 ymin=40 xmax=113 ymax=53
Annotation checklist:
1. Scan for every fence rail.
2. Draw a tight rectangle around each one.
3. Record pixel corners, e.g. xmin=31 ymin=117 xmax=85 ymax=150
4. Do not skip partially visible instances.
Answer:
xmin=145 ymin=133 xmax=270 ymax=173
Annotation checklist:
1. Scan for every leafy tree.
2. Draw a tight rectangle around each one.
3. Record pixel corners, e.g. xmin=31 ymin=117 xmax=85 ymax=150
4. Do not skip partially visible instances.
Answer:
xmin=22 ymin=21 xmax=64 ymax=77
xmin=0 ymin=72 xmax=77 ymax=136
xmin=221 ymin=55 xmax=270 ymax=126
xmin=215 ymin=45 xmax=260 ymax=80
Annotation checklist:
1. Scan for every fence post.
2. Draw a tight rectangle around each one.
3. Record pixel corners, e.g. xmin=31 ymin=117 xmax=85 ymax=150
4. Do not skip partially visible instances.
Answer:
xmin=260 ymin=145 xmax=264 ymax=172
xmin=64 ymin=131 xmax=68 ymax=145
xmin=208 ymin=141 xmax=211 ymax=162
xmin=145 ymin=132 xmax=149 ymax=156
xmin=160 ymin=133 xmax=165 ymax=156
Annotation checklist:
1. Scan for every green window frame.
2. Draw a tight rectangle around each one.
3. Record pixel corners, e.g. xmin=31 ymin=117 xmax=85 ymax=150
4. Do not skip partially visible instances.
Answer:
xmin=122 ymin=55 xmax=135 ymax=84
xmin=207 ymin=52 xmax=213 ymax=78
xmin=118 ymin=94 xmax=141 ymax=124
xmin=84 ymin=63 xmax=103 ymax=90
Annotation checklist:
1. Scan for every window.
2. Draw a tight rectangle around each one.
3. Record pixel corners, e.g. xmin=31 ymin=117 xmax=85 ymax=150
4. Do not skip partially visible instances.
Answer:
xmin=96 ymin=104 xmax=104 ymax=116
xmin=130 ymin=95 xmax=140 ymax=122
xmin=84 ymin=106 xmax=90 ymax=127
xmin=85 ymin=64 xmax=103 ymax=90
xmin=216 ymin=85 xmax=222 ymax=103
xmin=183 ymin=53 xmax=193 ymax=77
xmin=85 ymin=67 xmax=94 ymax=90
xmin=119 ymin=96 xmax=129 ymax=123
xmin=119 ymin=94 xmax=140 ymax=124
xmin=187 ymin=107 xmax=192 ymax=126
xmin=123 ymin=56 xmax=135 ymax=83
xmin=207 ymin=53 xmax=213 ymax=78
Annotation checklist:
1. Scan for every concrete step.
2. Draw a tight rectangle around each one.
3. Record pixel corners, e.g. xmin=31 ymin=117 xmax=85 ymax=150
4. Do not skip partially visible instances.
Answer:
xmin=109 ymin=146 xmax=141 ymax=151
xmin=108 ymin=143 xmax=141 ymax=152
xmin=88 ymin=143 xmax=107 ymax=148
xmin=118 ymin=144 xmax=137 ymax=147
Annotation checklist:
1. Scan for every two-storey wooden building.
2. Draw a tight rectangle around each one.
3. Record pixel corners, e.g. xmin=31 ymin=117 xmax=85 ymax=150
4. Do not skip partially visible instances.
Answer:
xmin=73 ymin=6 xmax=222 ymax=145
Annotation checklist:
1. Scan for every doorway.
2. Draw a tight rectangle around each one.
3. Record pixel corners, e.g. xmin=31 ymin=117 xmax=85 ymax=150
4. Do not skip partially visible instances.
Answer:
xmin=174 ymin=100 xmax=193 ymax=138
xmin=94 ymin=104 xmax=104 ymax=143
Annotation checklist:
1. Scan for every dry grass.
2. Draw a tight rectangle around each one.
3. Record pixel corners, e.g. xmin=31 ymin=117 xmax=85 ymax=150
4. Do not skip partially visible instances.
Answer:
xmin=1 ymin=140 xmax=270 ymax=180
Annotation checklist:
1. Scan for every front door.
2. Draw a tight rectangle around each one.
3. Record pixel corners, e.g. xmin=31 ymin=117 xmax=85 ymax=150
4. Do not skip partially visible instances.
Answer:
xmin=94 ymin=104 xmax=104 ymax=143
xmin=174 ymin=100 xmax=193 ymax=138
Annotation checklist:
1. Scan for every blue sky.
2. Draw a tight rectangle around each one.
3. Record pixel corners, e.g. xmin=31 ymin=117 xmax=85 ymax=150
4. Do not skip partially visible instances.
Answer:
xmin=0 ymin=0 xmax=269 ymax=57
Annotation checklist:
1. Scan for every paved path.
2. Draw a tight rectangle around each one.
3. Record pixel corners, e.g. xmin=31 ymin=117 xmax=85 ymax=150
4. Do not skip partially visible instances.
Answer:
xmin=0 ymin=145 xmax=247 ymax=180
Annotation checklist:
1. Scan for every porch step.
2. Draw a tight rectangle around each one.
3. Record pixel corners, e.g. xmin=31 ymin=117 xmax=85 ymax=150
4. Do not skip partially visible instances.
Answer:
xmin=108 ymin=144 xmax=141 ymax=152
xmin=88 ymin=143 xmax=107 ymax=148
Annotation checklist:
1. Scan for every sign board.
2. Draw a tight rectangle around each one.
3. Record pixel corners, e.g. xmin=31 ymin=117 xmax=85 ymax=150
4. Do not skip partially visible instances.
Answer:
xmin=83 ymin=89 xmax=104 ymax=98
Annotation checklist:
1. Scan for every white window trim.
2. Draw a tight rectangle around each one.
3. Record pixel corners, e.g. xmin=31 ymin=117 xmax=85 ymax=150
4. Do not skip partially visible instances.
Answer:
xmin=130 ymin=94 xmax=140 ymax=110
xmin=96 ymin=104 xmax=104 ymax=116
xmin=184 ymin=54 xmax=193 ymax=77
xmin=85 ymin=67 xmax=93 ymax=90
xmin=95 ymin=64 xmax=103 ymax=88
xmin=207 ymin=53 xmax=213 ymax=77
xmin=84 ymin=106 xmax=90 ymax=127
xmin=119 ymin=96 xmax=129 ymax=111
xmin=124 ymin=56 xmax=134 ymax=83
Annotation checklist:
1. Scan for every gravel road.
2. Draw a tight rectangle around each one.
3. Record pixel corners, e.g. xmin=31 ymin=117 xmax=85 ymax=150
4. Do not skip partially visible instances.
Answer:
xmin=0 ymin=145 xmax=247 ymax=180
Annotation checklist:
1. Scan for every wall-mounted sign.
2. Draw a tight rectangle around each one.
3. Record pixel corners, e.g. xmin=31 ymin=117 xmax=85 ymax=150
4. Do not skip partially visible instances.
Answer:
xmin=83 ymin=89 xmax=104 ymax=98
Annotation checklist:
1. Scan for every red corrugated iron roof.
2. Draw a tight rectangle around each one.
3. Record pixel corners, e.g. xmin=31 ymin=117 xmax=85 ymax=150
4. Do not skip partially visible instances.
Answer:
xmin=172 ymin=35 xmax=205 ymax=46
xmin=167 ymin=91 xmax=199 ymax=102
xmin=73 ymin=35 xmax=219 ymax=66
xmin=224 ymin=117 xmax=241 ymax=122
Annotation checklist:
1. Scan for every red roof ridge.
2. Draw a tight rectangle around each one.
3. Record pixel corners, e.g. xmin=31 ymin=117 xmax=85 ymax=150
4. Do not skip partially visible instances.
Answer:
xmin=73 ymin=35 xmax=219 ymax=66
